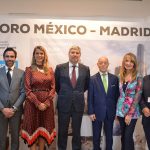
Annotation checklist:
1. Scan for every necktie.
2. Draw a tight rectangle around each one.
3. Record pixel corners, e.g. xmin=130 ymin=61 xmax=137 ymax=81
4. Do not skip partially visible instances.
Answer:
xmin=102 ymin=74 xmax=107 ymax=93
xmin=71 ymin=65 xmax=76 ymax=88
xmin=7 ymin=68 xmax=12 ymax=86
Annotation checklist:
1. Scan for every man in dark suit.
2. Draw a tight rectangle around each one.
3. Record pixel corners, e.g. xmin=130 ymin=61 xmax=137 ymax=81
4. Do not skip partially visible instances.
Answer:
xmin=140 ymin=75 xmax=150 ymax=149
xmin=55 ymin=45 xmax=90 ymax=150
xmin=0 ymin=48 xmax=25 ymax=150
xmin=88 ymin=57 xmax=119 ymax=150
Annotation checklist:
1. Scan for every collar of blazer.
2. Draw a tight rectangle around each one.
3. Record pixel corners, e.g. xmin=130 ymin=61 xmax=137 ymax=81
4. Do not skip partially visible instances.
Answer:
xmin=2 ymin=66 xmax=18 ymax=87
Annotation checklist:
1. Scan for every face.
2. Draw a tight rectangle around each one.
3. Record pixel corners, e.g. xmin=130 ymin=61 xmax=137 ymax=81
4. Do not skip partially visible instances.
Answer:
xmin=68 ymin=48 xmax=81 ymax=64
xmin=97 ymin=57 xmax=109 ymax=73
xmin=124 ymin=55 xmax=134 ymax=71
xmin=4 ymin=51 xmax=16 ymax=68
xmin=34 ymin=48 xmax=45 ymax=65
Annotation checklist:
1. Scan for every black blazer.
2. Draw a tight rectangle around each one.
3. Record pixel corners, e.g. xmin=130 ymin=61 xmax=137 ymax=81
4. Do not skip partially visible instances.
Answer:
xmin=55 ymin=62 xmax=90 ymax=113
xmin=140 ymin=75 xmax=150 ymax=110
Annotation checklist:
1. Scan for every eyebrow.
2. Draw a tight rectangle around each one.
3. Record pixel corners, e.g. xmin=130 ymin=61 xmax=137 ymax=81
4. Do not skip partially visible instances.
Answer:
xmin=5 ymin=55 xmax=15 ymax=57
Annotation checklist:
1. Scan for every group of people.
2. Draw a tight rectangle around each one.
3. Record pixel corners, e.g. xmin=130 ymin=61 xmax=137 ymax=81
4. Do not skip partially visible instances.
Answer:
xmin=0 ymin=45 xmax=149 ymax=150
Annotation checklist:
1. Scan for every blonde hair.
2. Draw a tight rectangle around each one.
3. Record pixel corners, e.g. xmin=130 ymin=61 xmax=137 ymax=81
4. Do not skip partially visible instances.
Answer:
xmin=31 ymin=46 xmax=49 ymax=74
xmin=120 ymin=52 xmax=138 ymax=83
xmin=69 ymin=45 xmax=81 ymax=54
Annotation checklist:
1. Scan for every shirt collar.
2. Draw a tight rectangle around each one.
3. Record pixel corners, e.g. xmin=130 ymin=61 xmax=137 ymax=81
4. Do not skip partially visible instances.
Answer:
xmin=99 ymin=71 xmax=108 ymax=76
xmin=5 ymin=65 xmax=15 ymax=71
xmin=69 ymin=62 xmax=79 ymax=68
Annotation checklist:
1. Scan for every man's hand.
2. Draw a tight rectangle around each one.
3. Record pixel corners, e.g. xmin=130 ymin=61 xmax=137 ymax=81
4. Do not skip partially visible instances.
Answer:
xmin=89 ymin=114 xmax=96 ymax=121
xmin=2 ymin=108 xmax=15 ymax=118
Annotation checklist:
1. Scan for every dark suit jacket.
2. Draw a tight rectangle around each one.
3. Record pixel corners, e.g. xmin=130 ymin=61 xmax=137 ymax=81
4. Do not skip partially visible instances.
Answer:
xmin=88 ymin=72 xmax=119 ymax=121
xmin=140 ymin=75 xmax=150 ymax=110
xmin=55 ymin=62 xmax=90 ymax=113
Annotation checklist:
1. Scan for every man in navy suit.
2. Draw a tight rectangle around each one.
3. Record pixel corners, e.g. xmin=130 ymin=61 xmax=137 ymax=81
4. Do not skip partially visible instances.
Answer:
xmin=55 ymin=45 xmax=90 ymax=150
xmin=88 ymin=56 xmax=119 ymax=150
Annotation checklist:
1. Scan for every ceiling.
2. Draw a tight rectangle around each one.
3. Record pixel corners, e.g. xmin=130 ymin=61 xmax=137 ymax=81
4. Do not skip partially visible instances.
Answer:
xmin=0 ymin=0 xmax=150 ymax=20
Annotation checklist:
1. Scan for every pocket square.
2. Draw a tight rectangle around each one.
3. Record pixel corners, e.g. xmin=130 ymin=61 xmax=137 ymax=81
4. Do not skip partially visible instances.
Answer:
xmin=111 ymin=84 xmax=116 ymax=87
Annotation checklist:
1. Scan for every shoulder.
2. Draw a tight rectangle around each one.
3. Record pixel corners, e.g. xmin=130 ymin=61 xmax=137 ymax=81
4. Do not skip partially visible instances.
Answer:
xmin=143 ymin=75 xmax=150 ymax=81
xmin=137 ymin=75 xmax=143 ymax=82
xmin=48 ymin=67 xmax=54 ymax=73
xmin=0 ymin=66 xmax=4 ymax=71
xmin=108 ymin=73 xmax=118 ymax=80
xmin=15 ymin=67 xmax=24 ymax=74
xmin=79 ymin=63 xmax=89 ymax=71
xmin=79 ymin=63 xmax=89 ymax=68
xmin=91 ymin=73 xmax=99 ymax=80
xmin=25 ymin=66 xmax=31 ymax=71
xmin=56 ymin=62 xmax=68 ymax=69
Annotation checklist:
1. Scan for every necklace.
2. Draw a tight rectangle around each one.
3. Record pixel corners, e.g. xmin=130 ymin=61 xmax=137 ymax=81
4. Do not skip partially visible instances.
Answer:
xmin=37 ymin=66 xmax=44 ymax=73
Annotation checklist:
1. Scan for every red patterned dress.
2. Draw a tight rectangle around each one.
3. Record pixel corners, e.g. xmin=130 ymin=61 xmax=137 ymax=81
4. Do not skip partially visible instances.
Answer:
xmin=21 ymin=67 xmax=56 ymax=146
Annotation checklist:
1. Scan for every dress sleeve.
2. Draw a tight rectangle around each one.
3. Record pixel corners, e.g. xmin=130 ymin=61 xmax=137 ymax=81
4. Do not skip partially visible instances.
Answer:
xmin=44 ymin=67 xmax=56 ymax=107
xmin=127 ymin=77 xmax=143 ymax=117
xmin=25 ymin=67 xmax=41 ymax=106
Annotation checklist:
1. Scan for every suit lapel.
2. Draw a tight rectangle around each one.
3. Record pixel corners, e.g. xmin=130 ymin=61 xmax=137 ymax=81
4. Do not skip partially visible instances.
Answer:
xmin=1 ymin=67 xmax=10 ymax=88
xmin=63 ymin=62 xmax=69 ymax=77
xmin=96 ymin=73 xmax=106 ymax=94
xmin=10 ymin=67 xmax=18 ymax=88
xmin=76 ymin=64 xmax=81 ymax=86
xmin=97 ymin=73 xmax=112 ymax=95
xmin=63 ymin=62 xmax=72 ymax=87
xmin=107 ymin=73 xmax=112 ymax=94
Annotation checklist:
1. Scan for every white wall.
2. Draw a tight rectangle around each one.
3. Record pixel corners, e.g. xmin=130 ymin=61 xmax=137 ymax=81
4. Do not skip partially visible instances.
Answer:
xmin=0 ymin=0 xmax=150 ymax=20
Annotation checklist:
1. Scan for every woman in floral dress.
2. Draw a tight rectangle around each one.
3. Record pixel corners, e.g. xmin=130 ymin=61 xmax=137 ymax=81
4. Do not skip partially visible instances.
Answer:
xmin=21 ymin=46 xmax=56 ymax=150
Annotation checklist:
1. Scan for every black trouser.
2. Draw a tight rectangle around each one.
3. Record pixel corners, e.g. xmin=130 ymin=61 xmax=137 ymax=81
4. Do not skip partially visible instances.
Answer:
xmin=118 ymin=116 xmax=137 ymax=150
xmin=142 ymin=116 xmax=150 ymax=150
xmin=58 ymin=107 xmax=83 ymax=150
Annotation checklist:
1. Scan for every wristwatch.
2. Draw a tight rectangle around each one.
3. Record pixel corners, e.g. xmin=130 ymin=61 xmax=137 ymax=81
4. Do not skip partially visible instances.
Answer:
xmin=12 ymin=106 xmax=18 ymax=112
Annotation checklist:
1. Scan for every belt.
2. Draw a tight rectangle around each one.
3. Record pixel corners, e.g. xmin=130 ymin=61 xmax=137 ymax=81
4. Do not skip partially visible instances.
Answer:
xmin=32 ymin=89 xmax=49 ymax=92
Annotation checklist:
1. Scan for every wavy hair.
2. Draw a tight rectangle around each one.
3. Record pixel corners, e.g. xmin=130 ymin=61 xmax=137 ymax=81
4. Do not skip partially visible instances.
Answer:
xmin=120 ymin=52 xmax=138 ymax=83
xmin=31 ymin=46 xmax=49 ymax=74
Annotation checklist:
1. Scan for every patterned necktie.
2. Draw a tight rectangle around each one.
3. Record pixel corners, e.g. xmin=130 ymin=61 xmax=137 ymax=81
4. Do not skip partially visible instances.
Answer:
xmin=7 ymin=68 xmax=12 ymax=86
xmin=71 ymin=65 xmax=76 ymax=88
xmin=102 ymin=74 xmax=107 ymax=93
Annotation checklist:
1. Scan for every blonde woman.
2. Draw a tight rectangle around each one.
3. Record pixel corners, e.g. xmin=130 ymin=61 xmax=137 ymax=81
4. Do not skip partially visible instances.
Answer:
xmin=116 ymin=52 xmax=143 ymax=150
xmin=21 ymin=46 xmax=56 ymax=150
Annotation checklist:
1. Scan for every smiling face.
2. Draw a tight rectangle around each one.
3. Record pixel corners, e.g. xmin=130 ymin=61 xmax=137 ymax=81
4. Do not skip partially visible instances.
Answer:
xmin=97 ymin=57 xmax=109 ymax=73
xmin=34 ymin=48 xmax=45 ymax=65
xmin=3 ymin=51 xmax=16 ymax=68
xmin=68 ymin=47 xmax=81 ymax=65
xmin=124 ymin=55 xmax=135 ymax=71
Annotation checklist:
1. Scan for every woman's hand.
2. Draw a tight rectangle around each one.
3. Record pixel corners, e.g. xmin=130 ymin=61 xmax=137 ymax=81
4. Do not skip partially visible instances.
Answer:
xmin=38 ymin=103 xmax=47 ymax=111
xmin=125 ymin=115 xmax=131 ymax=125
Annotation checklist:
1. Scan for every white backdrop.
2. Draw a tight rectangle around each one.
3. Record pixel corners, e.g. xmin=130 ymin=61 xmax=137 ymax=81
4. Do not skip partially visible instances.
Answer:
xmin=0 ymin=17 xmax=149 ymax=150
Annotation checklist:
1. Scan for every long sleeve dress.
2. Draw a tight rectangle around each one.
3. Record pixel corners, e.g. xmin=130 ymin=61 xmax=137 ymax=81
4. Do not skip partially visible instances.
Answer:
xmin=21 ymin=67 xmax=56 ymax=146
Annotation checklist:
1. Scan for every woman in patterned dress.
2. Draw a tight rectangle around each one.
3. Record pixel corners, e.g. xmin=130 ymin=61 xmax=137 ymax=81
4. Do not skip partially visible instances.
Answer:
xmin=116 ymin=52 xmax=143 ymax=150
xmin=21 ymin=46 xmax=56 ymax=150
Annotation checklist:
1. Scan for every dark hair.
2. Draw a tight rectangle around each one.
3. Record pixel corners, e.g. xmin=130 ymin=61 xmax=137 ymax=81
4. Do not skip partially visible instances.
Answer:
xmin=3 ymin=47 xmax=17 ymax=58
